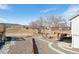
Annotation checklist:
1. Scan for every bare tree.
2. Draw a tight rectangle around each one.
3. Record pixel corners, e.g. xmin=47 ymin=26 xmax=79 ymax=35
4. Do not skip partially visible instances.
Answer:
xmin=29 ymin=16 xmax=68 ymax=34
xmin=29 ymin=17 xmax=46 ymax=34
xmin=46 ymin=16 xmax=68 ymax=28
xmin=29 ymin=21 xmax=38 ymax=29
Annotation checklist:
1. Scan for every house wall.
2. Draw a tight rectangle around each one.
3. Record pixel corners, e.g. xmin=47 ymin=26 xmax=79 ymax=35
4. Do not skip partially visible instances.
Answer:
xmin=71 ymin=16 xmax=79 ymax=48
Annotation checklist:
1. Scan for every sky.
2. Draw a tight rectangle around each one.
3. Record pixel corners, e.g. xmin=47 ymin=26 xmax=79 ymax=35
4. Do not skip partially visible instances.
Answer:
xmin=0 ymin=4 xmax=79 ymax=25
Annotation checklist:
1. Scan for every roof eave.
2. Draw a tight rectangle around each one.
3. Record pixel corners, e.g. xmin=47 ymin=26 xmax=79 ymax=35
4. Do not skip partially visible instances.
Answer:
xmin=70 ymin=15 xmax=79 ymax=21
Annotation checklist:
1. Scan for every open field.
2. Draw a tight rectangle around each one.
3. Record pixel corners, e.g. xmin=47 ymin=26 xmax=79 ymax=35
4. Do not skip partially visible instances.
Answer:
xmin=5 ymin=28 xmax=38 ymax=37
xmin=4 ymin=27 xmax=70 ymax=38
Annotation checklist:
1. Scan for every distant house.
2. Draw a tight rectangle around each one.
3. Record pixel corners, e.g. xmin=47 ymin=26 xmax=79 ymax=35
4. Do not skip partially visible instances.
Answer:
xmin=41 ymin=26 xmax=70 ymax=38
xmin=70 ymin=15 xmax=79 ymax=48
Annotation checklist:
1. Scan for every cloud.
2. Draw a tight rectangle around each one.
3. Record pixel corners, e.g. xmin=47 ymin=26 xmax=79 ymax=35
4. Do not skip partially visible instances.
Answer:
xmin=0 ymin=4 xmax=10 ymax=10
xmin=62 ymin=5 xmax=79 ymax=20
xmin=40 ymin=8 xmax=57 ymax=13
xmin=61 ymin=5 xmax=79 ymax=26
xmin=0 ymin=17 xmax=8 ymax=23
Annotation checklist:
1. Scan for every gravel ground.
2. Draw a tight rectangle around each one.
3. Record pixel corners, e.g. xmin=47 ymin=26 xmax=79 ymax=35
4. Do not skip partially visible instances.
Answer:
xmin=0 ymin=35 xmax=58 ymax=54
xmin=34 ymin=34 xmax=58 ymax=54
xmin=0 ymin=37 xmax=33 ymax=54
xmin=35 ymin=39 xmax=58 ymax=54
xmin=64 ymin=46 xmax=79 ymax=52
xmin=42 ymin=34 xmax=79 ymax=54
xmin=0 ymin=34 xmax=78 ymax=54
xmin=8 ymin=37 xmax=33 ymax=54
xmin=71 ymin=48 xmax=79 ymax=52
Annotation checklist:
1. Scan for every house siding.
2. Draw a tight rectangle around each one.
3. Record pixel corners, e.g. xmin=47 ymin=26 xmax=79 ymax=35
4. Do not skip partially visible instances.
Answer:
xmin=71 ymin=16 xmax=79 ymax=48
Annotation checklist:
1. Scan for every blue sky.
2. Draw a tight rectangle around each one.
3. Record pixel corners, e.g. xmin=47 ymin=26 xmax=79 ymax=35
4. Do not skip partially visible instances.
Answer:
xmin=0 ymin=4 xmax=79 ymax=25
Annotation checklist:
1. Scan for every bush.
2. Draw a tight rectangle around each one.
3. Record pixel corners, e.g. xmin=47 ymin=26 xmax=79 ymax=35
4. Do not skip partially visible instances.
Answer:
xmin=59 ymin=34 xmax=67 ymax=41
xmin=59 ymin=34 xmax=72 ymax=43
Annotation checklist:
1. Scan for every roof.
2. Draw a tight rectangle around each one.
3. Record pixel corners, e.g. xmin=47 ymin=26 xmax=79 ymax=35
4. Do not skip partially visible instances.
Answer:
xmin=70 ymin=15 xmax=79 ymax=20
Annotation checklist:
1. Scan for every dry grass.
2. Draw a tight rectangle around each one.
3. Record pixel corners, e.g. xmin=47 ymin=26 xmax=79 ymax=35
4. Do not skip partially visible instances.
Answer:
xmin=5 ymin=28 xmax=38 ymax=37
xmin=4 ymin=27 xmax=70 ymax=38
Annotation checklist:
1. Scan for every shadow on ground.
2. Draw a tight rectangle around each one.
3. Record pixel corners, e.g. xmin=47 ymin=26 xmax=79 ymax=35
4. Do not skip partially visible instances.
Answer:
xmin=0 ymin=42 xmax=5 ymax=49
xmin=6 ymin=37 xmax=25 ymax=41
xmin=58 ymin=37 xmax=72 ymax=43
xmin=0 ymin=36 xmax=25 ymax=50
xmin=32 ymin=38 xmax=39 ymax=54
